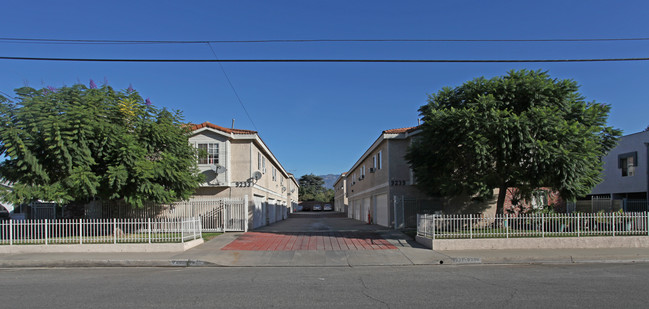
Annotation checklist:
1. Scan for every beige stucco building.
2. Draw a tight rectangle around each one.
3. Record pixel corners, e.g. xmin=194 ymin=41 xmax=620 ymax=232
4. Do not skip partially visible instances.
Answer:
xmin=333 ymin=173 xmax=348 ymax=213
xmin=189 ymin=122 xmax=299 ymax=229
xmin=343 ymin=126 xmax=497 ymax=228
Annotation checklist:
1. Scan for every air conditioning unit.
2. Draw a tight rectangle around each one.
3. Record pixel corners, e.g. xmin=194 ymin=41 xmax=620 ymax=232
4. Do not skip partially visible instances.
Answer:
xmin=369 ymin=168 xmax=376 ymax=173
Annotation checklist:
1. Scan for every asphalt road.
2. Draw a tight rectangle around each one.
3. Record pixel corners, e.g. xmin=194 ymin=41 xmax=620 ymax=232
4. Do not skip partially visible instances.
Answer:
xmin=2 ymin=264 xmax=648 ymax=308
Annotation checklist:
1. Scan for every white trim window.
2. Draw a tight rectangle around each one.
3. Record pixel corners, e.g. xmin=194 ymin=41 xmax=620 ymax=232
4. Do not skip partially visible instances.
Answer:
xmin=272 ymin=166 xmax=277 ymax=181
xmin=197 ymin=143 xmax=219 ymax=164
xmin=378 ymin=150 xmax=382 ymax=169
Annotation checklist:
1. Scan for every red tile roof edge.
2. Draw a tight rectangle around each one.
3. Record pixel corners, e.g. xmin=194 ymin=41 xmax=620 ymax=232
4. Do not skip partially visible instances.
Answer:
xmin=189 ymin=122 xmax=257 ymax=135
xmin=382 ymin=125 xmax=421 ymax=134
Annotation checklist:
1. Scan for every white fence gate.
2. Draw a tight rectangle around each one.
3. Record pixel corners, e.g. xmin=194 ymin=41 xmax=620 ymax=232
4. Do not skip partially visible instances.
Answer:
xmin=85 ymin=197 xmax=248 ymax=232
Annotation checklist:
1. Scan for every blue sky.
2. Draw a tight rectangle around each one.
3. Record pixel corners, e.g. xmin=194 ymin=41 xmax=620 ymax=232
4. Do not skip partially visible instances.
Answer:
xmin=1 ymin=0 xmax=648 ymax=177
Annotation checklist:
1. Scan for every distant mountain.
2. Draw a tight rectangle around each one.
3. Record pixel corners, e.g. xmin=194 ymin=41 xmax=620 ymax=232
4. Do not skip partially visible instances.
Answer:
xmin=319 ymin=174 xmax=340 ymax=190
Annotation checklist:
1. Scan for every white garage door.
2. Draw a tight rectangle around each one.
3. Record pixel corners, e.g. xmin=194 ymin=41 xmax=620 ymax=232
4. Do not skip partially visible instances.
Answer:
xmin=362 ymin=198 xmax=370 ymax=223
xmin=253 ymin=195 xmax=265 ymax=229
xmin=375 ymin=194 xmax=389 ymax=227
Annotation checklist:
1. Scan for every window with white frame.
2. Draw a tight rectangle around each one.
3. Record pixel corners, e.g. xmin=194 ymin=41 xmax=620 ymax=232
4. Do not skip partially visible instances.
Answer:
xmin=378 ymin=150 xmax=382 ymax=169
xmin=361 ymin=165 xmax=365 ymax=179
xmin=258 ymin=152 xmax=261 ymax=170
xmin=372 ymin=155 xmax=377 ymax=169
xmin=197 ymin=143 xmax=219 ymax=164
xmin=272 ymin=167 xmax=277 ymax=181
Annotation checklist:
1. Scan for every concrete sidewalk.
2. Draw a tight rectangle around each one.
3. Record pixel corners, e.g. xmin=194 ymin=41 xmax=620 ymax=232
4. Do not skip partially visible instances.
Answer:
xmin=2 ymin=231 xmax=649 ymax=268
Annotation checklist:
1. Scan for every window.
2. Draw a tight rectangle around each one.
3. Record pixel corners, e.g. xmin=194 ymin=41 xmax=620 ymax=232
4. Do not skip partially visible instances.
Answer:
xmin=262 ymin=156 xmax=266 ymax=174
xmin=378 ymin=151 xmax=382 ymax=169
xmin=531 ymin=190 xmax=549 ymax=209
xmin=272 ymin=167 xmax=277 ymax=181
xmin=360 ymin=165 xmax=365 ymax=179
xmin=373 ymin=155 xmax=377 ymax=169
xmin=197 ymin=143 xmax=218 ymax=164
xmin=619 ymin=152 xmax=638 ymax=177
xmin=258 ymin=152 xmax=261 ymax=170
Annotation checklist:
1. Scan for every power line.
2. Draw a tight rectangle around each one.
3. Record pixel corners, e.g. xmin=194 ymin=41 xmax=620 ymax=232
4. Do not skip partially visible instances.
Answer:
xmin=1 ymin=56 xmax=649 ymax=63
xmin=2 ymin=37 xmax=649 ymax=44
xmin=206 ymin=43 xmax=258 ymax=131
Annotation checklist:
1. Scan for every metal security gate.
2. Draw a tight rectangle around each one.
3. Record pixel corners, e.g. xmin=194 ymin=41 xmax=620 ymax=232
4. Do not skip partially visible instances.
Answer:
xmin=85 ymin=197 xmax=248 ymax=232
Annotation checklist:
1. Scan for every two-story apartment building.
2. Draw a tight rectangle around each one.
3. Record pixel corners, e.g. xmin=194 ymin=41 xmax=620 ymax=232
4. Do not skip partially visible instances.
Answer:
xmin=343 ymin=126 xmax=501 ymax=228
xmin=333 ymin=173 xmax=348 ymax=213
xmin=345 ymin=126 xmax=434 ymax=227
xmin=189 ymin=122 xmax=299 ymax=229
xmin=589 ymin=130 xmax=649 ymax=211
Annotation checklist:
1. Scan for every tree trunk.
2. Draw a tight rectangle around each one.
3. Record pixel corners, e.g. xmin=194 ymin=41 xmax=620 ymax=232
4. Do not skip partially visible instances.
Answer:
xmin=496 ymin=184 xmax=508 ymax=215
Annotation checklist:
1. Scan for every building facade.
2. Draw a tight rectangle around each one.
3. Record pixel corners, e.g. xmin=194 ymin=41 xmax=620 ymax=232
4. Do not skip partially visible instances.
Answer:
xmin=587 ymin=130 xmax=649 ymax=212
xmin=333 ymin=173 xmax=348 ymax=213
xmin=189 ymin=122 xmax=299 ymax=229
xmin=344 ymin=127 xmax=435 ymax=228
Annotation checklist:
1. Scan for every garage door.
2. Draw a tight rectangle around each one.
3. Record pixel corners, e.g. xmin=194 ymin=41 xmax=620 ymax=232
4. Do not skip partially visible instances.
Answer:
xmin=253 ymin=195 xmax=265 ymax=229
xmin=375 ymin=194 xmax=389 ymax=227
xmin=362 ymin=198 xmax=370 ymax=223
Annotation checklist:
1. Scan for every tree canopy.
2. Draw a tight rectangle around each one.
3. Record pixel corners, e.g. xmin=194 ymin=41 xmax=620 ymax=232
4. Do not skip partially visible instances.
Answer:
xmin=0 ymin=82 xmax=202 ymax=209
xmin=407 ymin=69 xmax=620 ymax=214
xmin=298 ymin=174 xmax=334 ymax=202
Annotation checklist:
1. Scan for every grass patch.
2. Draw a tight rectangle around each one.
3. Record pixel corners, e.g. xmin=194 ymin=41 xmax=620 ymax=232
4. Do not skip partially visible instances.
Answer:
xmin=202 ymin=232 xmax=223 ymax=241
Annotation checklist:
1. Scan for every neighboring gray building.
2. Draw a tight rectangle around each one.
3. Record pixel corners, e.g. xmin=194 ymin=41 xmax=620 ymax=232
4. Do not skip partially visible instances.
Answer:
xmin=590 ymin=130 xmax=649 ymax=201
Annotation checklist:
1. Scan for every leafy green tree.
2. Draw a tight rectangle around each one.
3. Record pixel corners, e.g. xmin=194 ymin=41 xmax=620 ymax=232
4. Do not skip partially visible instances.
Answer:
xmin=298 ymin=174 xmax=333 ymax=202
xmin=0 ymin=82 xmax=202 ymax=213
xmin=407 ymin=69 xmax=620 ymax=214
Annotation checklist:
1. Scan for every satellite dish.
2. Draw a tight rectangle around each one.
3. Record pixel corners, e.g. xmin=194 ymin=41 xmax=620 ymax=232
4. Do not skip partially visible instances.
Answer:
xmin=211 ymin=165 xmax=227 ymax=174
xmin=253 ymin=171 xmax=262 ymax=180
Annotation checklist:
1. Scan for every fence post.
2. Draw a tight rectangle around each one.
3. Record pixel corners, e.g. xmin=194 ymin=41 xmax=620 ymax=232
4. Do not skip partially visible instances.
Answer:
xmin=44 ymin=219 xmax=48 ymax=245
xmin=612 ymin=212 xmax=616 ymax=237
xmin=9 ymin=219 xmax=13 ymax=245
xmin=193 ymin=217 xmax=197 ymax=240
xmin=79 ymin=219 xmax=83 ymax=244
xmin=148 ymin=218 xmax=152 ymax=244
xmin=431 ymin=214 xmax=435 ymax=249
xmin=424 ymin=214 xmax=427 ymax=237
xmin=470 ymin=214 xmax=473 ymax=239
xmin=244 ymin=195 xmax=249 ymax=232
xmin=113 ymin=218 xmax=117 ymax=244
xmin=577 ymin=213 xmax=580 ymax=237
xmin=506 ymin=214 xmax=509 ymax=239
xmin=181 ymin=218 xmax=185 ymax=243
xmin=541 ymin=213 xmax=545 ymax=238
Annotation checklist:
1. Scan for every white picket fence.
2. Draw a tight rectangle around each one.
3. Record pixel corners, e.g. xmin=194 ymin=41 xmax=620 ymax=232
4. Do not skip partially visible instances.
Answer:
xmin=0 ymin=217 xmax=202 ymax=245
xmin=417 ymin=212 xmax=649 ymax=239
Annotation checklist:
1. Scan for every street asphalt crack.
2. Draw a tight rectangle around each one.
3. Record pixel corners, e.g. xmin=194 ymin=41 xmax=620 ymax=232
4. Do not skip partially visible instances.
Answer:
xmin=359 ymin=276 xmax=391 ymax=308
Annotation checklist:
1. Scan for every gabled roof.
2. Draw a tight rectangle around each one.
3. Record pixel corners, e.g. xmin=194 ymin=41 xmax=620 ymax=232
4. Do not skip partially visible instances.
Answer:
xmin=189 ymin=122 xmax=257 ymax=135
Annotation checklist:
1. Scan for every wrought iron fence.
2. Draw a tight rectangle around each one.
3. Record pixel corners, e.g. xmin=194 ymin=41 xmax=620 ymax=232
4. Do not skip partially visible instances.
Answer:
xmin=417 ymin=212 xmax=649 ymax=239
xmin=0 ymin=217 xmax=202 ymax=245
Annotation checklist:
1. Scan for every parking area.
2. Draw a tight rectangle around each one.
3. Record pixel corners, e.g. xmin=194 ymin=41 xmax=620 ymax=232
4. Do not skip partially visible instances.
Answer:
xmin=221 ymin=211 xmax=398 ymax=251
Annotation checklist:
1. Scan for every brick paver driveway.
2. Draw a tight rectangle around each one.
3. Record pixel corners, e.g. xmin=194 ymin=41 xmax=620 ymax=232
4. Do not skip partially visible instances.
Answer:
xmin=221 ymin=212 xmax=397 ymax=251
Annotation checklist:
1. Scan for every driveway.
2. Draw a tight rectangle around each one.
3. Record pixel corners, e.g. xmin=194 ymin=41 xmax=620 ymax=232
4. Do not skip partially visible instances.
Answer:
xmin=221 ymin=212 xmax=397 ymax=251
